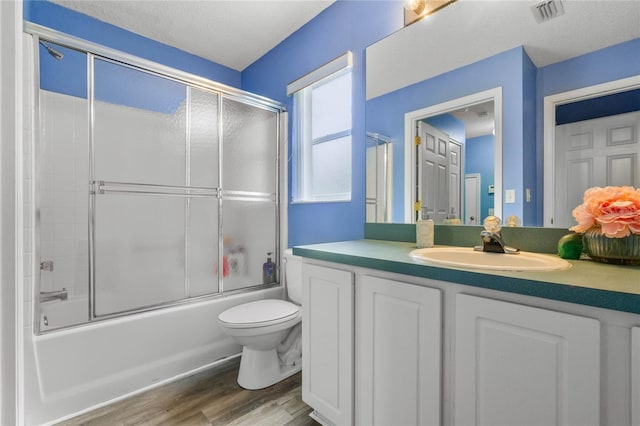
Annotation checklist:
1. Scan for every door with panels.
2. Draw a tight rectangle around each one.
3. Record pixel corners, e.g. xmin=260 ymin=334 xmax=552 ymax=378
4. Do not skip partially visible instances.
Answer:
xmin=302 ymin=263 xmax=354 ymax=426
xmin=455 ymin=293 xmax=600 ymax=426
xmin=553 ymin=111 xmax=639 ymax=228
xmin=419 ymin=121 xmax=450 ymax=222
xmin=356 ymin=276 xmax=441 ymax=426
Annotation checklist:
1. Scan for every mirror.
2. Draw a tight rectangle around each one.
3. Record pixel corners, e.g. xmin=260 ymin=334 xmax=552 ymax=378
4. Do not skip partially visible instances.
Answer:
xmin=365 ymin=0 xmax=640 ymax=225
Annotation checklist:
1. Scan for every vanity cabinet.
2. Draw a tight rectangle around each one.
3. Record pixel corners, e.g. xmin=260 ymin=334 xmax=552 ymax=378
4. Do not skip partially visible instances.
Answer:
xmin=300 ymin=257 xmax=634 ymax=426
xmin=454 ymin=293 xmax=600 ymax=426
xmin=301 ymin=263 xmax=354 ymax=426
xmin=355 ymin=275 xmax=441 ymax=426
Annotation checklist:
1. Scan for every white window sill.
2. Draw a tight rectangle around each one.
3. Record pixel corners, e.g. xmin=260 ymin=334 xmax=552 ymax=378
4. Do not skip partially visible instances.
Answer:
xmin=291 ymin=197 xmax=352 ymax=205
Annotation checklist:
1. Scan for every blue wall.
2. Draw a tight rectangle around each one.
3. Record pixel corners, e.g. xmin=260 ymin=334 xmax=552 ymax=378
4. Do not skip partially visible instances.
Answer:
xmin=242 ymin=0 xmax=403 ymax=247
xmin=25 ymin=0 xmax=240 ymax=88
xmin=366 ymin=46 xmax=532 ymax=223
xmin=537 ymin=39 xmax=640 ymax=97
xmin=38 ymin=41 xmax=87 ymax=99
xmin=466 ymin=135 xmax=495 ymax=222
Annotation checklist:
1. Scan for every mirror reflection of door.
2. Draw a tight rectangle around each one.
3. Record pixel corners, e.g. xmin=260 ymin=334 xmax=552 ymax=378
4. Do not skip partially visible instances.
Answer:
xmin=411 ymin=98 xmax=496 ymax=225
xmin=465 ymin=173 xmax=481 ymax=225
xmin=553 ymin=104 xmax=639 ymax=228
xmin=449 ymin=139 xmax=462 ymax=221
xmin=418 ymin=122 xmax=461 ymax=223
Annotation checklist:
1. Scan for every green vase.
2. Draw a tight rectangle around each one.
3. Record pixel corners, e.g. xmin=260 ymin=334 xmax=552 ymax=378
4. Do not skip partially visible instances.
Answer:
xmin=582 ymin=229 xmax=640 ymax=266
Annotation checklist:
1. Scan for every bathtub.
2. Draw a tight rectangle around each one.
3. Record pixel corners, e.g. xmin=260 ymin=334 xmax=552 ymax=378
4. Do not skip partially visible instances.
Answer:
xmin=26 ymin=286 xmax=284 ymax=425
xmin=39 ymin=296 xmax=90 ymax=331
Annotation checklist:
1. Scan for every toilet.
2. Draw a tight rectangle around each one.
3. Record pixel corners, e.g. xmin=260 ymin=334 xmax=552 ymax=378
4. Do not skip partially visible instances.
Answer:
xmin=218 ymin=249 xmax=302 ymax=390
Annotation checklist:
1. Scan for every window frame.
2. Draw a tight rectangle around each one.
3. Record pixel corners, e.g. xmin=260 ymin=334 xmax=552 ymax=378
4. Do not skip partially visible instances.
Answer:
xmin=293 ymin=66 xmax=353 ymax=203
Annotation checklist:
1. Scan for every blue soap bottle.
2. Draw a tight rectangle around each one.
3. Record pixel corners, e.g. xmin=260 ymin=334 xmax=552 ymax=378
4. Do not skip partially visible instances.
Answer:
xmin=263 ymin=252 xmax=275 ymax=284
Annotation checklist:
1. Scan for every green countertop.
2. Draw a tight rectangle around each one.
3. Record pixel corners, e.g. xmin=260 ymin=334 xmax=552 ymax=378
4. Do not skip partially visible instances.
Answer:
xmin=293 ymin=239 xmax=640 ymax=315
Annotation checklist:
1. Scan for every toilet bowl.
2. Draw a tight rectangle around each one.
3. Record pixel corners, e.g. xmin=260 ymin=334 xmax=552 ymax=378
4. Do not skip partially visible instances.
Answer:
xmin=218 ymin=249 xmax=303 ymax=390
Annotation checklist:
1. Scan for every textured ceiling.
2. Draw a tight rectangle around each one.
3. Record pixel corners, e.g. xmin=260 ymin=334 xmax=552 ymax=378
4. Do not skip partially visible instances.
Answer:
xmin=51 ymin=0 xmax=335 ymax=71
xmin=450 ymin=101 xmax=495 ymax=139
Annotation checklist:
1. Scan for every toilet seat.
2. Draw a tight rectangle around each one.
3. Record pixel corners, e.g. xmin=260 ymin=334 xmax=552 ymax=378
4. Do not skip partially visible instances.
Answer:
xmin=218 ymin=299 xmax=300 ymax=329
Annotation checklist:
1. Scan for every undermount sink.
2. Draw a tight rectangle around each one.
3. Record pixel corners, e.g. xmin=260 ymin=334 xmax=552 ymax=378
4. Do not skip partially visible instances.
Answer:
xmin=410 ymin=246 xmax=572 ymax=272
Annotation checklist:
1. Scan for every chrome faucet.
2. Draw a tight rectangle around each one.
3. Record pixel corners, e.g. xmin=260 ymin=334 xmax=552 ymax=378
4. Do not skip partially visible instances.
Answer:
xmin=474 ymin=216 xmax=519 ymax=254
xmin=40 ymin=288 xmax=68 ymax=302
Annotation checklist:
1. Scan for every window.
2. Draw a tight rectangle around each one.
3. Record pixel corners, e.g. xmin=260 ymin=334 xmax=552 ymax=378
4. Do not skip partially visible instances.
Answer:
xmin=291 ymin=54 xmax=353 ymax=202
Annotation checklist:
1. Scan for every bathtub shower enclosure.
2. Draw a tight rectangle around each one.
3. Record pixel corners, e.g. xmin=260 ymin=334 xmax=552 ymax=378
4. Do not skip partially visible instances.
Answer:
xmin=28 ymin=24 xmax=284 ymax=333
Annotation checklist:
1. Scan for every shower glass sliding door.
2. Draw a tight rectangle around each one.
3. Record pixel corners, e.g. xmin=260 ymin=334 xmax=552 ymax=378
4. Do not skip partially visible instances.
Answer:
xmin=188 ymin=88 xmax=220 ymax=298
xmin=37 ymin=41 xmax=90 ymax=328
xmin=91 ymin=58 xmax=225 ymax=317
xmin=221 ymin=99 xmax=279 ymax=292
xmin=93 ymin=59 xmax=192 ymax=316
xmin=30 ymin=24 xmax=283 ymax=330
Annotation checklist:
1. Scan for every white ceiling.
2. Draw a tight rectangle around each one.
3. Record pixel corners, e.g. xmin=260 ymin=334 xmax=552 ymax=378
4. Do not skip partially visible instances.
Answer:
xmin=450 ymin=101 xmax=494 ymax=139
xmin=51 ymin=0 xmax=335 ymax=71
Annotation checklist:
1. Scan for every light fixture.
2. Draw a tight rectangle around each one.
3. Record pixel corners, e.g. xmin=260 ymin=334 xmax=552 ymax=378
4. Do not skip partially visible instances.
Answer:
xmin=404 ymin=0 xmax=458 ymax=26
xmin=406 ymin=0 xmax=427 ymax=16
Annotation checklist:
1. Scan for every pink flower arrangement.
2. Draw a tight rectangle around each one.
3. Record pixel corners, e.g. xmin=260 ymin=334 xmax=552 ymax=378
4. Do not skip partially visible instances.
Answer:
xmin=570 ymin=186 xmax=640 ymax=238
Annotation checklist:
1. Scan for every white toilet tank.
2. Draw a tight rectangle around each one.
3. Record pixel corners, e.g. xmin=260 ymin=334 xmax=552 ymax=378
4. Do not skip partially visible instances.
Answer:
xmin=284 ymin=249 xmax=302 ymax=304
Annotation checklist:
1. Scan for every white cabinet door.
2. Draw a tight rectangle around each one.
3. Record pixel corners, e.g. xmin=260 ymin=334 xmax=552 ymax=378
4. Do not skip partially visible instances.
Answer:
xmin=455 ymin=293 xmax=600 ymax=426
xmin=633 ymin=327 xmax=640 ymax=426
xmin=356 ymin=275 xmax=441 ymax=426
xmin=302 ymin=263 xmax=354 ymax=426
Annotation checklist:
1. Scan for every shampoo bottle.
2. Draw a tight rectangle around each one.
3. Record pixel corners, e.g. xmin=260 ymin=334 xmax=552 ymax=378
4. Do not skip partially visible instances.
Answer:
xmin=263 ymin=252 xmax=275 ymax=284
xmin=416 ymin=208 xmax=434 ymax=248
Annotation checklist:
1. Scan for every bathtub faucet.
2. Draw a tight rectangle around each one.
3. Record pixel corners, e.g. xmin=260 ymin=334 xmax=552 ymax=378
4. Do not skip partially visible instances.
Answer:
xmin=40 ymin=288 xmax=68 ymax=302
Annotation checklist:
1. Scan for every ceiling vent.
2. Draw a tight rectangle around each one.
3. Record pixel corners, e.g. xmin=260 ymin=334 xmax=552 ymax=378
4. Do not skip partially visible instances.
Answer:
xmin=531 ymin=0 xmax=565 ymax=23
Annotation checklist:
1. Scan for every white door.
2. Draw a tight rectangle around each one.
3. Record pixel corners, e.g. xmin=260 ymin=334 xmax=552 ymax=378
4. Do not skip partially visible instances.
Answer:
xmin=356 ymin=276 xmax=441 ymax=426
xmin=465 ymin=173 xmax=481 ymax=225
xmin=302 ymin=264 xmax=354 ymax=426
xmin=554 ymin=111 xmax=640 ymax=228
xmin=449 ymin=139 xmax=462 ymax=220
xmin=418 ymin=121 xmax=449 ymax=222
xmin=633 ymin=327 xmax=640 ymax=426
xmin=455 ymin=294 xmax=600 ymax=426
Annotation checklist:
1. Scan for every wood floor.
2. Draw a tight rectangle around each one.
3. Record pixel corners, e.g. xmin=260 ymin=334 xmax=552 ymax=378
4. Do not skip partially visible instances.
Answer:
xmin=56 ymin=358 xmax=319 ymax=426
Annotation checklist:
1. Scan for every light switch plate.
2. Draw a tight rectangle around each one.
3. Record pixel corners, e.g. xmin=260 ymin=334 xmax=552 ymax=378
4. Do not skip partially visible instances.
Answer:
xmin=505 ymin=189 xmax=516 ymax=204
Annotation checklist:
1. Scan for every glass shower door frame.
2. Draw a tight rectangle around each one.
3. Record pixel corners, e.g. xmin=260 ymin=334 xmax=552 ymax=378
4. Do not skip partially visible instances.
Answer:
xmin=27 ymin=22 xmax=284 ymax=332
